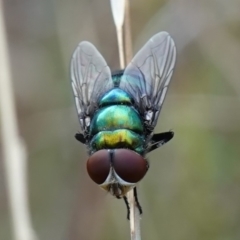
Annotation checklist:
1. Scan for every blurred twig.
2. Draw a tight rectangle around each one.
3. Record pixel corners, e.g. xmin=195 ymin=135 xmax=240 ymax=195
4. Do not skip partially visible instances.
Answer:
xmin=123 ymin=1 xmax=142 ymax=240
xmin=110 ymin=0 xmax=125 ymax=69
xmin=111 ymin=0 xmax=141 ymax=239
xmin=124 ymin=0 xmax=132 ymax=65
xmin=0 ymin=1 xmax=37 ymax=240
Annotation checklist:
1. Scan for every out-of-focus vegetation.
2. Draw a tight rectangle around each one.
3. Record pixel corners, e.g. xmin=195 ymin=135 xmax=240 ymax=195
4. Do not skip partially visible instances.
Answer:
xmin=1 ymin=0 xmax=240 ymax=239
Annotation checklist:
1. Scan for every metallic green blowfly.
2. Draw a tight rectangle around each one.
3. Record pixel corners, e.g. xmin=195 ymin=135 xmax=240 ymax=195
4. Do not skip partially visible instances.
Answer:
xmin=70 ymin=32 xmax=176 ymax=219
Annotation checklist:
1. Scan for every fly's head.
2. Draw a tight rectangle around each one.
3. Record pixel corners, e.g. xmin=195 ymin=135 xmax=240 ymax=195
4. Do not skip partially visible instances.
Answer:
xmin=86 ymin=149 xmax=148 ymax=198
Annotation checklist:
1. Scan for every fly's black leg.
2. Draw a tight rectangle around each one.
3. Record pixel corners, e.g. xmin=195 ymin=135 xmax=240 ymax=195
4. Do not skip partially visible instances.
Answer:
xmin=75 ymin=133 xmax=86 ymax=144
xmin=146 ymin=131 xmax=174 ymax=153
xmin=123 ymin=196 xmax=130 ymax=220
xmin=134 ymin=187 xmax=142 ymax=215
xmin=123 ymin=188 xmax=142 ymax=220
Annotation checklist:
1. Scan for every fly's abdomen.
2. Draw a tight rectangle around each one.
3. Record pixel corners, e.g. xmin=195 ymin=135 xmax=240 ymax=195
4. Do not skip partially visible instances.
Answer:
xmin=89 ymin=88 xmax=145 ymax=154
xmin=90 ymin=129 xmax=145 ymax=154
xmin=90 ymin=105 xmax=143 ymax=135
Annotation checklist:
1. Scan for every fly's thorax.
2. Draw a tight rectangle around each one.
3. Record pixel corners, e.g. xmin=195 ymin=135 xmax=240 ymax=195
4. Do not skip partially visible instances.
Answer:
xmin=90 ymin=129 xmax=145 ymax=154
xmin=99 ymin=88 xmax=133 ymax=107
xmin=86 ymin=149 xmax=148 ymax=197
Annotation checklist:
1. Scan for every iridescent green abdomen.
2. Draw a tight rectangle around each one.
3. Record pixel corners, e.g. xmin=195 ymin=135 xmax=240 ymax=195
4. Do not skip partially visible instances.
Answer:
xmin=89 ymin=88 xmax=145 ymax=154
xmin=90 ymin=105 xmax=143 ymax=135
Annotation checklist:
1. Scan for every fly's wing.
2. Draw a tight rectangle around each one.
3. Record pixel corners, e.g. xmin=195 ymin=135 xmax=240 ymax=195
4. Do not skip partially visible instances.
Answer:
xmin=71 ymin=42 xmax=113 ymax=134
xmin=120 ymin=32 xmax=176 ymax=130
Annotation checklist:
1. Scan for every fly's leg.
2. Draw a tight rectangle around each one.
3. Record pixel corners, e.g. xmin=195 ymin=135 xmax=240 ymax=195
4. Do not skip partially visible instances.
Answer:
xmin=134 ymin=187 xmax=142 ymax=215
xmin=123 ymin=187 xmax=143 ymax=220
xmin=123 ymin=196 xmax=130 ymax=220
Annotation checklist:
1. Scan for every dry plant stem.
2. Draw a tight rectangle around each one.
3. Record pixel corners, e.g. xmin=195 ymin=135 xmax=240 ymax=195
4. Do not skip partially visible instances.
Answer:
xmin=111 ymin=0 xmax=141 ymax=239
xmin=117 ymin=28 xmax=125 ymax=69
xmin=124 ymin=0 xmax=133 ymax=65
xmin=110 ymin=0 xmax=125 ymax=69
xmin=123 ymin=1 xmax=141 ymax=240
xmin=0 ymin=1 xmax=37 ymax=240
xmin=127 ymin=190 xmax=141 ymax=240
xmin=124 ymin=1 xmax=141 ymax=239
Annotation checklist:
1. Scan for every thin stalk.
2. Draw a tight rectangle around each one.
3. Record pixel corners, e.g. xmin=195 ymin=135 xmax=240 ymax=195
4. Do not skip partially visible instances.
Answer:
xmin=116 ymin=28 xmax=125 ymax=69
xmin=0 ymin=1 xmax=37 ymax=240
xmin=110 ymin=1 xmax=141 ymax=239
xmin=110 ymin=0 xmax=125 ymax=69
xmin=127 ymin=189 xmax=141 ymax=240
xmin=124 ymin=0 xmax=133 ymax=65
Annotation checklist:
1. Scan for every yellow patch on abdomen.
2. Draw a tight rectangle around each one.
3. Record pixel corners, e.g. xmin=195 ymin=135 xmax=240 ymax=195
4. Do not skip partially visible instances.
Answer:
xmin=90 ymin=129 xmax=144 ymax=154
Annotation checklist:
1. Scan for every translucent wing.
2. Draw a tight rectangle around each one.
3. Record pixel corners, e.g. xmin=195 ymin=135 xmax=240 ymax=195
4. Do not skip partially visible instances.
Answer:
xmin=120 ymin=32 xmax=176 ymax=130
xmin=71 ymin=42 xmax=113 ymax=133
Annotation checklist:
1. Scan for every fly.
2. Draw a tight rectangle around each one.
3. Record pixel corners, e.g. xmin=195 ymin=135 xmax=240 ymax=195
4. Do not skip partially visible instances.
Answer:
xmin=70 ymin=31 xmax=176 ymax=219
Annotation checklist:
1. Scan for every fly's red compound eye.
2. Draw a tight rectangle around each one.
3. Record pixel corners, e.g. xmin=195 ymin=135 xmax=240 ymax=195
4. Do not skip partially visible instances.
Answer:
xmin=112 ymin=149 xmax=148 ymax=183
xmin=87 ymin=150 xmax=111 ymax=184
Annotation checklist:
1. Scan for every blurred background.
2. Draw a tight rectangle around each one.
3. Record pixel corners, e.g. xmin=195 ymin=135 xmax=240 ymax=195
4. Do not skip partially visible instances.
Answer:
xmin=1 ymin=0 xmax=240 ymax=239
